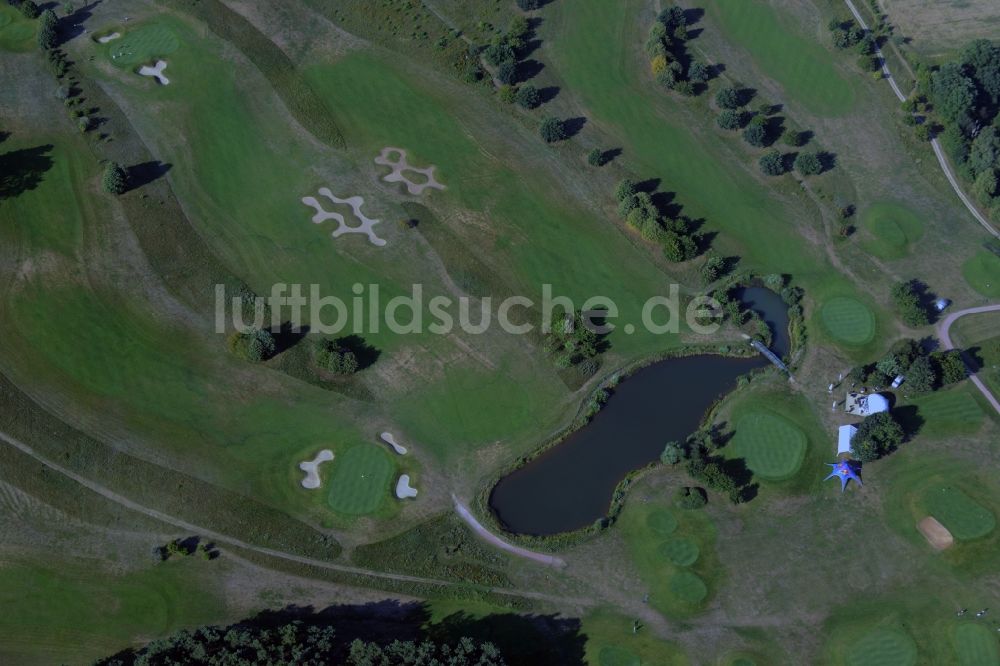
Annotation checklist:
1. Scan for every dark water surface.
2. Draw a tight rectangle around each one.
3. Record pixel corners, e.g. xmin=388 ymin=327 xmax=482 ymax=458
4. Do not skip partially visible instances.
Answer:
xmin=488 ymin=354 xmax=768 ymax=535
xmin=735 ymin=286 xmax=791 ymax=357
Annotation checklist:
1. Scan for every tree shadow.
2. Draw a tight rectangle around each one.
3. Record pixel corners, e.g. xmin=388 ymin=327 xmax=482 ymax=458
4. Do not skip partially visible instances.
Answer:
xmin=537 ymin=85 xmax=560 ymax=104
xmin=562 ymin=116 xmax=587 ymax=138
xmin=127 ymin=160 xmax=172 ymax=191
xmin=0 ymin=144 xmax=55 ymax=200
xmin=516 ymin=58 xmax=545 ymax=83
xmin=599 ymin=147 xmax=622 ymax=165
xmin=894 ymin=405 xmax=925 ymax=440
xmin=273 ymin=322 xmax=310 ymax=354
xmin=683 ymin=7 xmax=705 ymax=25
xmin=763 ymin=116 xmax=785 ymax=147
xmin=58 ymin=0 xmax=101 ymax=43
xmin=336 ymin=334 xmax=381 ymax=369
xmin=910 ymin=279 xmax=940 ymax=324
xmin=818 ymin=151 xmax=837 ymax=174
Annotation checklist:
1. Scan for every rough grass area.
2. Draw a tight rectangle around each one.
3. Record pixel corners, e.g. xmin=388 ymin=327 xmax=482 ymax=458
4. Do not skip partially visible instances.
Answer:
xmin=962 ymin=251 xmax=1000 ymax=298
xmin=820 ymin=297 xmax=876 ymax=345
xmin=845 ymin=628 xmax=918 ymax=666
xmin=326 ymin=445 xmax=395 ymax=515
xmin=923 ymin=486 xmax=996 ymax=541
xmin=859 ymin=202 xmax=925 ymax=260
xmin=106 ymin=22 xmax=180 ymax=67
xmin=705 ymin=0 xmax=856 ymax=115
xmin=952 ymin=623 xmax=1000 ymax=666
xmin=581 ymin=609 xmax=689 ymax=666
xmin=731 ymin=411 xmax=807 ymax=481
xmin=882 ymin=0 xmax=1000 ymax=60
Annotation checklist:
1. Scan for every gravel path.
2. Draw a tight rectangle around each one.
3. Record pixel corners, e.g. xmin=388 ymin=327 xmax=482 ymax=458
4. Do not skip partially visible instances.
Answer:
xmin=452 ymin=495 xmax=566 ymax=568
xmin=936 ymin=304 xmax=1000 ymax=416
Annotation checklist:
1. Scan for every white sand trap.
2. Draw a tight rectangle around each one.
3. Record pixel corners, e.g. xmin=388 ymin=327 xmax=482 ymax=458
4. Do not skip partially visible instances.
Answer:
xmin=138 ymin=60 xmax=169 ymax=85
xmin=98 ymin=32 xmax=121 ymax=44
xmin=298 ymin=449 xmax=334 ymax=489
xmin=301 ymin=188 xmax=386 ymax=246
xmin=395 ymin=474 xmax=418 ymax=499
xmin=375 ymin=147 xmax=445 ymax=195
xmin=918 ymin=516 xmax=954 ymax=551
xmin=380 ymin=432 xmax=407 ymax=455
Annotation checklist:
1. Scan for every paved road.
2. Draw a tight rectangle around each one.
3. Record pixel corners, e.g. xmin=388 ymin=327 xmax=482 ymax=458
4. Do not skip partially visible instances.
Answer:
xmin=936 ymin=305 xmax=1000 ymax=416
xmin=452 ymin=495 xmax=567 ymax=568
xmin=0 ymin=426 xmax=587 ymax=606
xmin=843 ymin=0 xmax=1000 ymax=240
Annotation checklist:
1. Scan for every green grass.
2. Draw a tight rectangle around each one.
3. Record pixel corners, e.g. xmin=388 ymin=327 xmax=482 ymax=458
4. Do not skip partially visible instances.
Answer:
xmin=0 ymin=6 xmax=35 ymax=52
xmin=581 ymin=609 xmax=689 ymax=666
xmin=730 ymin=411 xmax=808 ymax=481
xmin=845 ymin=628 xmax=918 ymax=666
xmin=953 ymin=623 xmax=1000 ymax=666
xmin=705 ymin=1 xmax=857 ymax=115
xmin=107 ymin=21 xmax=180 ymax=67
xmin=820 ymin=296 xmax=877 ymax=345
xmin=657 ymin=537 xmax=700 ymax=566
xmin=619 ymin=500 xmax=718 ymax=618
xmin=962 ymin=250 xmax=1000 ymax=298
xmin=0 ymin=558 xmax=227 ymax=664
xmin=923 ymin=486 xmax=996 ymax=541
xmin=907 ymin=387 xmax=986 ymax=437
xmin=326 ymin=444 xmax=396 ymax=515
xmin=859 ymin=202 xmax=926 ymax=260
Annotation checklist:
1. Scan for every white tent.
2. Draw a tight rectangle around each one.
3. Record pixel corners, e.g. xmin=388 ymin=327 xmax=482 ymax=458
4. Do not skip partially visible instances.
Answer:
xmin=838 ymin=425 xmax=858 ymax=456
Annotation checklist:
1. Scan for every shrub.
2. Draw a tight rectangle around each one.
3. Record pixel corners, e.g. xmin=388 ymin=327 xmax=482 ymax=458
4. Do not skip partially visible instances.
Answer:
xmin=483 ymin=42 xmax=515 ymax=67
xmin=687 ymin=61 xmax=709 ymax=83
xmin=914 ymin=124 xmax=931 ymax=142
xmin=782 ymin=129 xmax=805 ymax=147
xmin=700 ymin=255 xmax=725 ymax=283
xmin=316 ymin=341 xmax=360 ymax=375
xmin=759 ymin=150 xmax=785 ymax=175
xmin=650 ymin=53 xmax=668 ymax=76
xmin=852 ymin=412 xmax=904 ymax=462
xmin=890 ymin=280 xmax=930 ymax=327
xmin=715 ymin=86 xmax=743 ymax=109
xmin=496 ymin=60 xmax=517 ymax=85
xmin=587 ymin=148 xmax=605 ymax=166
xmin=675 ymin=486 xmax=707 ymax=509
xmin=498 ymin=84 xmax=516 ymax=104
xmin=102 ymin=162 xmax=128 ymax=194
xmin=716 ymin=109 xmax=743 ymax=130
xmin=661 ymin=441 xmax=683 ymax=465
xmin=935 ymin=350 xmax=967 ymax=385
xmin=858 ymin=53 xmax=880 ymax=72
xmin=514 ymin=83 xmax=540 ymax=109
xmin=229 ymin=328 xmax=276 ymax=362
xmin=794 ymin=151 xmax=823 ymax=175
xmin=742 ymin=115 xmax=768 ymax=147
xmin=539 ymin=117 xmax=566 ymax=143
xmin=20 ymin=0 xmax=39 ymax=18
xmin=614 ymin=178 xmax=637 ymax=202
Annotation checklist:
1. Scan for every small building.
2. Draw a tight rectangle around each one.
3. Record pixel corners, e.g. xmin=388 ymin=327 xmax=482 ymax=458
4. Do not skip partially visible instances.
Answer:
xmin=837 ymin=424 xmax=858 ymax=456
xmin=845 ymin=392 xmax=890 ymax=417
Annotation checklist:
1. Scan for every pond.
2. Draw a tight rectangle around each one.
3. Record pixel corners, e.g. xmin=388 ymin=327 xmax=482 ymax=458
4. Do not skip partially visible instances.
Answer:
xmin=488 ymin=288 xmax=789 ymax=536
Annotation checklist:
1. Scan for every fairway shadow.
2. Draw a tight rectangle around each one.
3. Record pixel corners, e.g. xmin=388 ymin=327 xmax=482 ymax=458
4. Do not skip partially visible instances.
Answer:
xmin=0 ymin=144 xmax=55 ymax=200
xmin=562 ymin=116 xmax=587 ymax=138
xmin=127 ymin=160 xmax=172 ymax=191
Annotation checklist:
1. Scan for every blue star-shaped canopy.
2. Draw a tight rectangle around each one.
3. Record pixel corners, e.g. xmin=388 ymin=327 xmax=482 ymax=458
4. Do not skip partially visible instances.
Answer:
xmin=825 ymin=460 xmax=862 ymax=491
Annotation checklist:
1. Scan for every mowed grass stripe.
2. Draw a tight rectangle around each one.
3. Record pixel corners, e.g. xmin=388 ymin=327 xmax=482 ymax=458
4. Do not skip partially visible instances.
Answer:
xmin=923 ymin=486 xmax=995 ymax=541
xmin=910 ymin=388 xmax=985 ymax=436
xmin=953 ymin=623 xmax=1000 ymax=666
xmin=846 ymin=628 xmax=918 ymax=666
xmin=732 ymin=411 xmax=807 ymax=481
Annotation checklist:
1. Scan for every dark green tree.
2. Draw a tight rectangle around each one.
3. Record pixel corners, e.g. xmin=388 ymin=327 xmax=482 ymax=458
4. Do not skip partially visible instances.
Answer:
xmin=759 ymin=150 xmax=785 ymax=175
xmin=742 ymin=115 xmax=768 ymax=147
xmin=496 ymin=60 xmax=517 ymax=85
xmin=935 ymin=350 xmax=967 ymax=385
xmin=890 ymin=280 xmax=930 ymax=326
xmin=715 ymin=86 xmax=743 ymax=110
xmin=905 ymin=355 xmax=937 ymax=394
xmin=587 ymin=147 xmax=605 ymax=166
xmin=539 ymin=116 xmax=566 ymax=143
xmin=716 ymin=109 xmax=744 ymax=130
xmin=969 ymin=127 xmax=1000 ymax=177
xmin=614 ymin=178 xmax=637 ymax=202
xmin=102 ymin=162 xmax=128 ymax=194
xmin=931 ymin=63 xmax=976 ymax=124
xmin=514 ymin=83 xmax=541 ymax=109
xmin=794 ymin=151 xmax=824 ymax=176
xmin=20 ymin=0 xmax=39 ymax=18
xmin=660 ymin=441 xmax=683 ymax=465
xmin=516 ymin=0 xmax=539 ymax=9
xmin=852 ymin=412 xmax=905 ymax=462
xmin=960 ymin=39 xmax=1000 ymax=103
xmin=37 ymin=9 xmax=57 ymax=49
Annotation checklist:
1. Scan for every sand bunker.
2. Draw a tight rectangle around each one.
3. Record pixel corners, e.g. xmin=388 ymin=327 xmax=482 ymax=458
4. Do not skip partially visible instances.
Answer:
xmin=301 ymin=188 xmax=386 ymax=247
xmin=137 ymin=60 xmax=169 ymax=85
xmin=98 ymin=32 xmax=121 ymax=44
xmin=298 ymin=449 xmax=334 ymax=489
xmin=380 ymin=432 xmax=407 ymax=455
xmin=395 ymin=474 xmax=418 ymax=499
xmin=918 ymin=516 xmax=954 ymax=551
xmin=375 ymin=147 xmax=445 ymax=195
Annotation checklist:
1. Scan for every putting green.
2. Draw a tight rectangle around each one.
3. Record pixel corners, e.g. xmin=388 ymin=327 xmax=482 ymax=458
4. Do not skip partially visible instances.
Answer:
xmin=924 ymin=486 xmax=995 ymax=541
xmin=646 ymin=510 xmax=678 ymax=536
xmin=860 ymin=203 xmax=925 ymax=260
xmin=658 ymin=538 xmax=700 ymax=567
xmin=953 ymin=623 xmax=1000 ymax=666
xmin=669 ymin=572 xmax=708 ymax=603
xmin=820 ymin=297 xmax=876 ymax=345
xmin=326 ymin=445 xmax=395 ymax=515
xmin=845 ymin=628 xmax=918 ymax=666
xmin=0 ymin=7 xmax=34 ymax=52
xmin=598 ymin=646 xmax=640 ymax=666
xmin=107 ymin=23 xmax=180 ymax=68
xmin=731 ymin=411 xmax=807 ymax=481
xmin=962 ymin=251 xmax=1000 ymax=298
